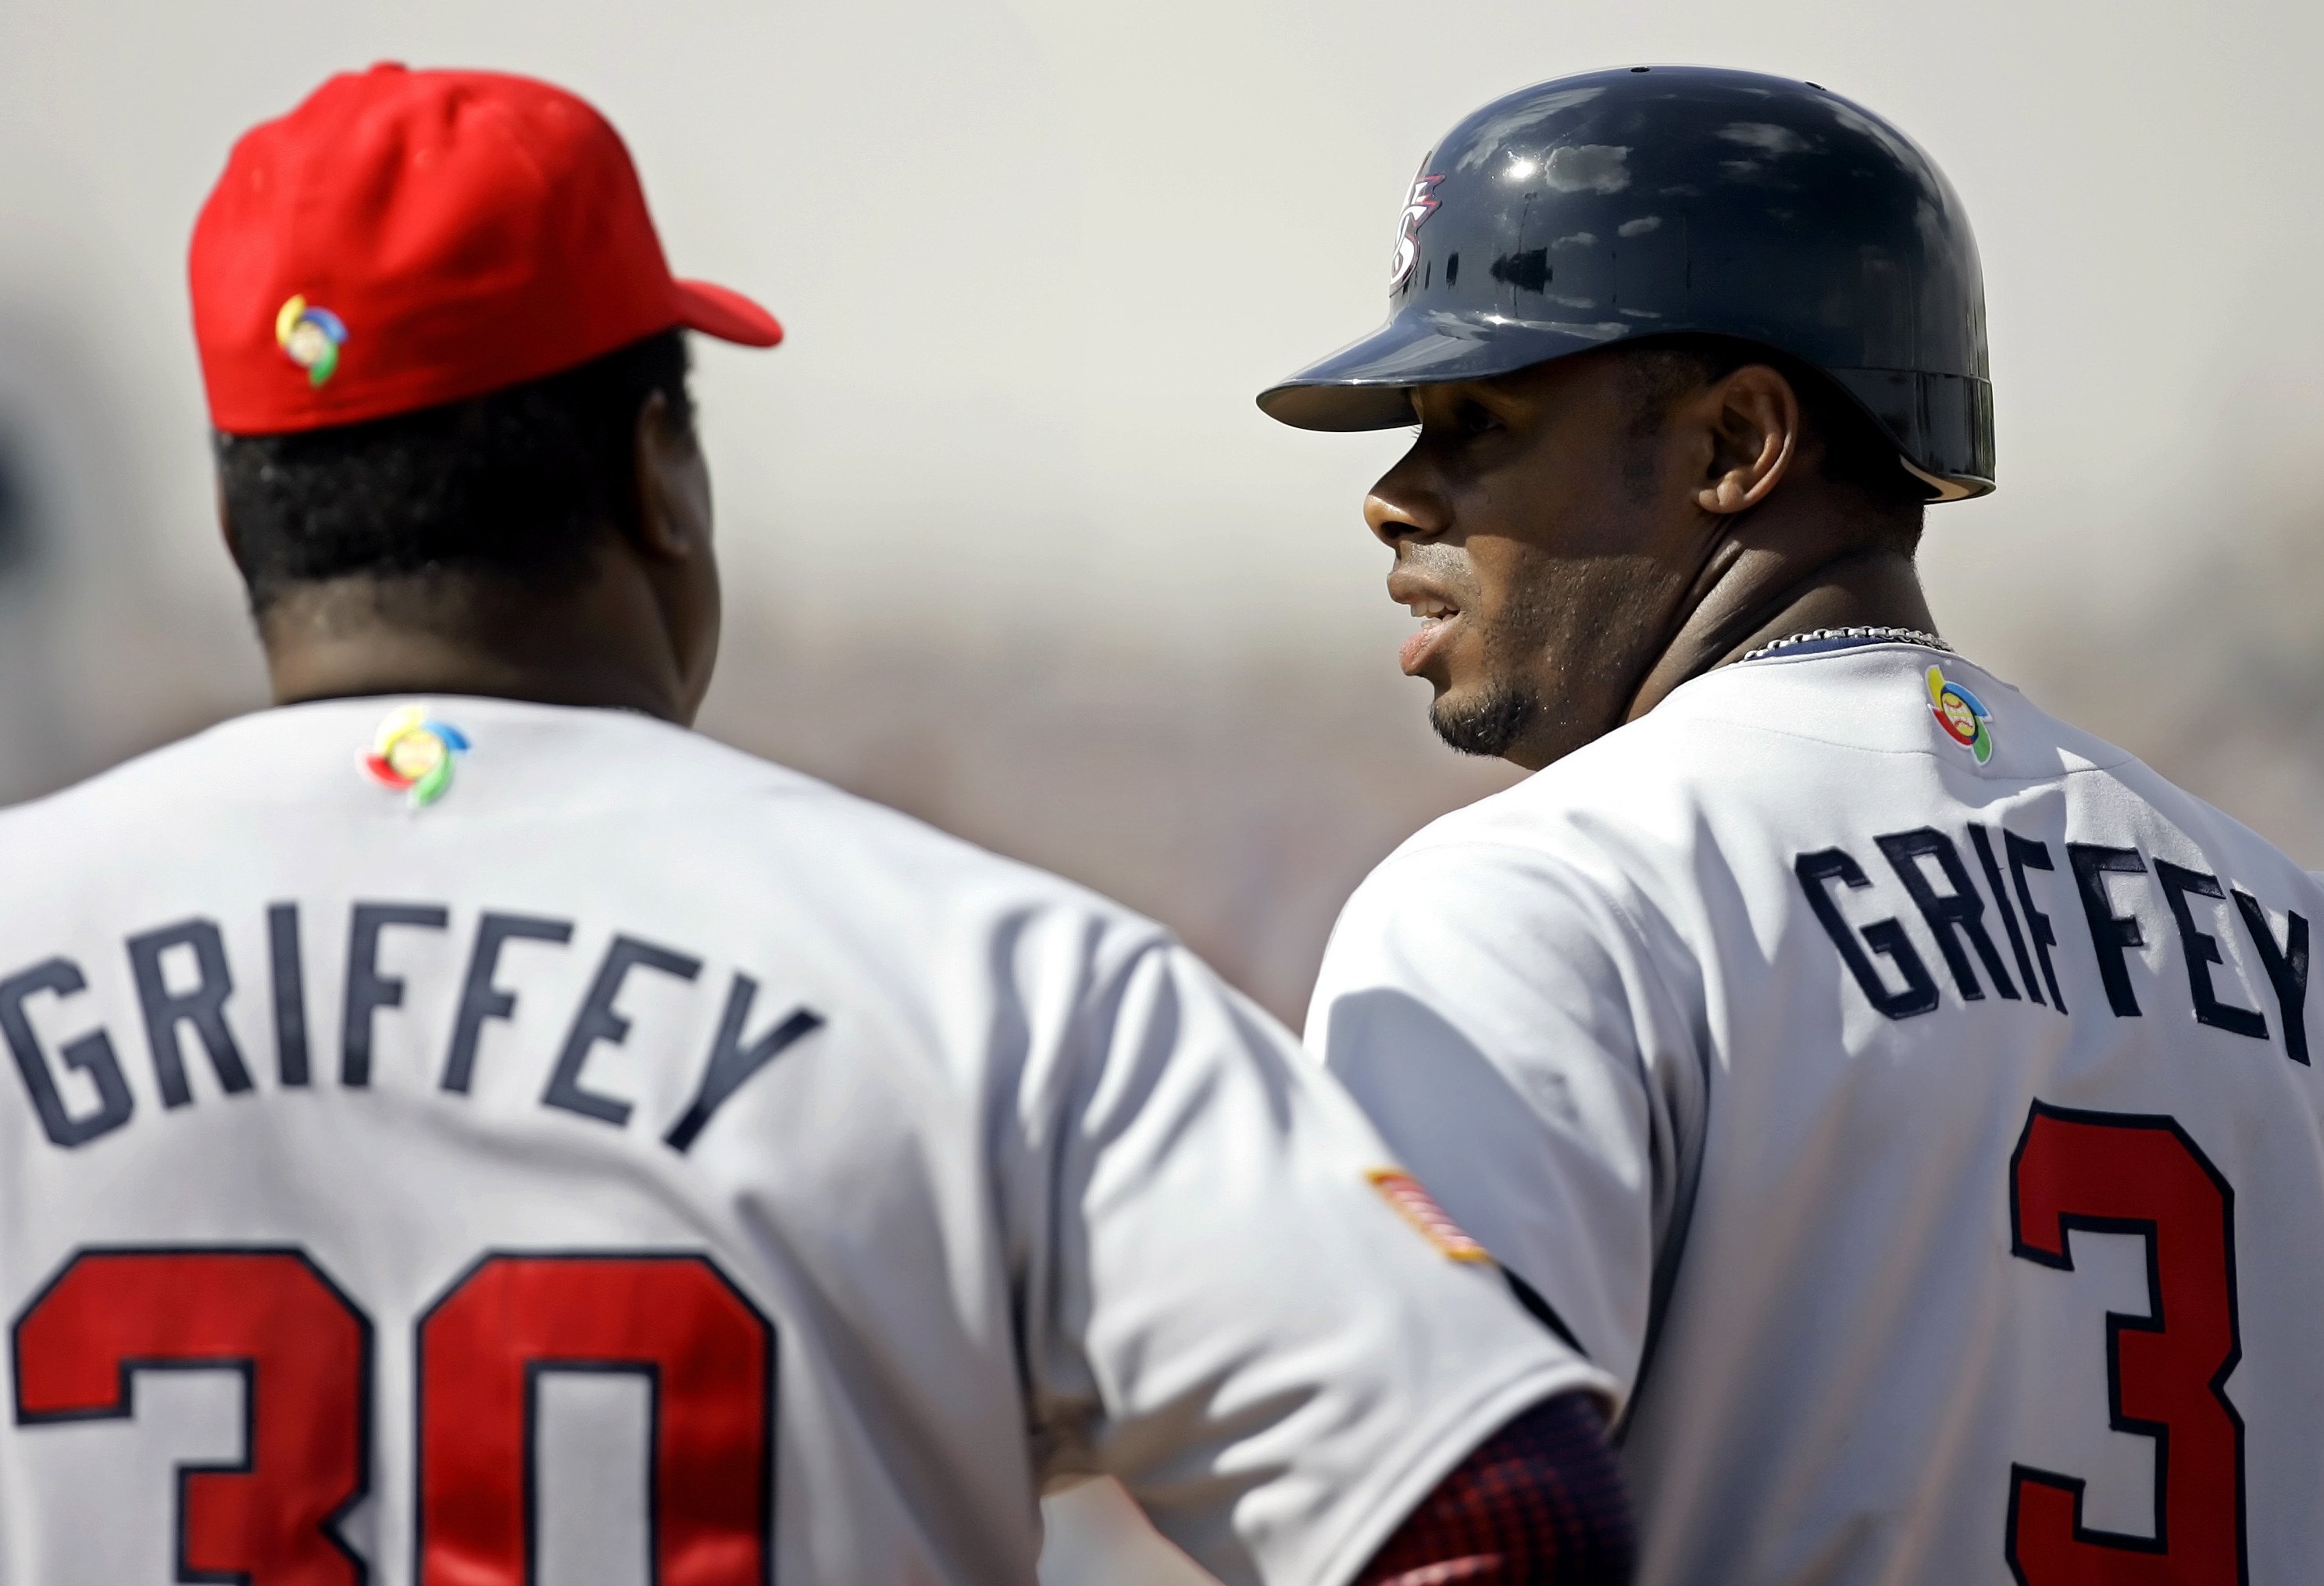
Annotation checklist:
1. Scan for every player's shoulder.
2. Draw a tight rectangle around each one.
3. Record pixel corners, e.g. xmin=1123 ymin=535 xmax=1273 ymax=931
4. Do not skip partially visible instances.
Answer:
xmin=0 ymin=697 xmax=1165 ymax=944
xmin=1344 ymin=646 xmax=2106 ymax=945
xmin=1333 ymin=744 xmax=1669 ymax=981
xmin=0 ymin=695 xmax=816 ymax=842
xmin=2097 ymin=739 xmax=2324 ymax=903
xmin=1363 ymin=671 xmax=1752 ymax=891
xmin=1393 ymin=645 xmax=2123 ymax=861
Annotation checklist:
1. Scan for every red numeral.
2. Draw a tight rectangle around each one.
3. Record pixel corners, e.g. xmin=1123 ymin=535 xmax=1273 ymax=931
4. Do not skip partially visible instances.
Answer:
xmin=11 ymin=1248 xmax=371 ymax=1586
xmin=10 ymin=1247 xmax=774 ymax=1583
xmin=416 ymin=1252 xmax=774 ymax=1586
xmin=2008 ymin=1103 xmax=2245 ymax=1584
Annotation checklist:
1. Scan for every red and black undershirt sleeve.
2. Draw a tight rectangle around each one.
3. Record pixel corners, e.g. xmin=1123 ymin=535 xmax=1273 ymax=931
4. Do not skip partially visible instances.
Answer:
xmin=1354 ymin=1391 xmax=1635 ymax=1585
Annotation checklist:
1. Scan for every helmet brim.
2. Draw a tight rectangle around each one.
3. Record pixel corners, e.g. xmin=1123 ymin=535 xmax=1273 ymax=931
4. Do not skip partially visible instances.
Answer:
xmin=1259 ymin=313 xmax=1998 ymax=502
xmin=1256 ymin=311 xmax=1630 ymax=432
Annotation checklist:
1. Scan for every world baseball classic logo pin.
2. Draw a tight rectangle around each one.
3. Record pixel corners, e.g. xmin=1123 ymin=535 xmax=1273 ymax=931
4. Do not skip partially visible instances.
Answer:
xmin=276 ymin=294 xmax=348 ymax=387
xmin=1368 ymin=1169 xmax=1491 ymax=1263
xmin=1926 ymin=665 xmax=1994 ymax=765
xmin=363 ymin=705 xmax=469 ymax=808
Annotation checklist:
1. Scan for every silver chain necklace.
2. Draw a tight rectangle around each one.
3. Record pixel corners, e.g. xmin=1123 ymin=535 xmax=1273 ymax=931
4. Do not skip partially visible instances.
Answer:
xmin=1742 ymin=625 xmax=1953 ymax=663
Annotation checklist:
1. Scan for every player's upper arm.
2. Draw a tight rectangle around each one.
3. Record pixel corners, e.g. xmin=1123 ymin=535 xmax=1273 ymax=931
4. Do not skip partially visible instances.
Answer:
xmin=1306 ymin=841 xmax=1699 ymax=1407
xmin=1019 ymin=931 xmax=1609 ymax=1586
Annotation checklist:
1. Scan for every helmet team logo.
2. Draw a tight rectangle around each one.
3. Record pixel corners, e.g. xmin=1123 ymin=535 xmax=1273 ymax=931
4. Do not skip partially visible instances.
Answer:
xmin=1368 ymin=1169 xmax=1491 ymax=1263
xmin=275 ymin=295 xmax=348 ymax=387
xmin=363 ymin=706 xmax=469 ymax=806
xmin=1926 ymin=666 xmax=1993 ymax=765
xmin=1387 ymin=173 xmax=1444 ymax=291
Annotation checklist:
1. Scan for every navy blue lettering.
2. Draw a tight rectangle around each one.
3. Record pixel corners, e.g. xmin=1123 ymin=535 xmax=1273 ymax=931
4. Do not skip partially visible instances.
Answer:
xmin=0 ymin=959 xmax=134 ymax=1148
xmin=1876 ymin=827 xmax=2019 ymax=1002
xmin=1971 ymin=826 xmax=2043 ymax=1006
xmin=2005 ymin=833 xmax=2069 ymax=1013
xmin=1794 ymin=848 xmax=1940 ymax=1019
xmin=127 ymin=918 xmax=252 ymax=1108
xmin=268 ymin=902 xmax=310 ymax=1087
xmin=341 ymin=903 xmax=449 ymax=1087
xmin=544 ymin=936 xmax=701 ymax=1127
xmin=2068 ymin=844 xmax=2148 ymax=1017
xmin=441 ymin=913 xmax=572 ymax=1095
xmin=2154 ymin=861 xmax=2268 ymax=1040
xmin=2233 ymin=888 xmax=2310 ymax=1066
xmin=664 ymin=977 xmax=823 ymax=1153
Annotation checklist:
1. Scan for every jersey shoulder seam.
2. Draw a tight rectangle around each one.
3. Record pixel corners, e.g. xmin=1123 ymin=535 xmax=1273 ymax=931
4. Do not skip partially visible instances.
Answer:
xmin=1644 ymin=710 xmax=2143 ymax=773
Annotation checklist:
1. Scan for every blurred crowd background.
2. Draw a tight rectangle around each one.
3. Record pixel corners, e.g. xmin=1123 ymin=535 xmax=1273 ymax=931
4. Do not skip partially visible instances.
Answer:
xmin=5 ymin=1 xmax=2323 ymax=1578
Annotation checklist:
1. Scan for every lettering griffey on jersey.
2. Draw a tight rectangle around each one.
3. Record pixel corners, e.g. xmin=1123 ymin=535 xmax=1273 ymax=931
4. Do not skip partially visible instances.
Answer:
xmin=1369 ymin=1169 xmax=1492 ymax=1263
xmin=1797 ymin=823 xmax=2312 ymax=1062
xmin=0 ymin=902 xmax=825 ymax=1152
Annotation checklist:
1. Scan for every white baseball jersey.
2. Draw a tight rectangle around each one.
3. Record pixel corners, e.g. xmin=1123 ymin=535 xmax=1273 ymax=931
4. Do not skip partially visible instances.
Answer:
xmin=1308 ymin=638 xmax=2324 ymax=1585
xmin=0 ymin=695 xmax=1601 ymax=1586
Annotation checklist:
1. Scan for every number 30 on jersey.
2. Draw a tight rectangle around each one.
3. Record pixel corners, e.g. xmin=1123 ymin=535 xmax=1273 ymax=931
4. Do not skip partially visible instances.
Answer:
xmin=11 ymin=1247 xmax=775 ymax=1584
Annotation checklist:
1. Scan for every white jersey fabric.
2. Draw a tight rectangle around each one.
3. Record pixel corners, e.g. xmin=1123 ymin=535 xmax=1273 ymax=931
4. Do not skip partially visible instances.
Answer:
xmin=1308 ymin=640 xmax=2324 ymax=1584
xmin=0 ymin=696 xmax=1600 ymax=1586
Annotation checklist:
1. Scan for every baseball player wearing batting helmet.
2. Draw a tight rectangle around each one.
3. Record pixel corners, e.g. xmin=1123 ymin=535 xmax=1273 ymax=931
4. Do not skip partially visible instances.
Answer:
xmin=1274 ymin=65 xmax=2324 ymax=1583
xmin=0 ymin=66 xmax=1633 ymax=1586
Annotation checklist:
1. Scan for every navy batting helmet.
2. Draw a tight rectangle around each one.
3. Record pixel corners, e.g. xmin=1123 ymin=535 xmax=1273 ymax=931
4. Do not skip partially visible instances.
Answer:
xmin=1258 ymin=66 xmax=1994 ymax=501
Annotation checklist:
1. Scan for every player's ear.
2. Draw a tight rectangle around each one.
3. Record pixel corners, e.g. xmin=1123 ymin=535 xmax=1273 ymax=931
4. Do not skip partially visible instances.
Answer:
xmin=1692 ymin=363 xmax=1798 ymax=516
xmin=631 ymin=389 xmax=711 ymax=562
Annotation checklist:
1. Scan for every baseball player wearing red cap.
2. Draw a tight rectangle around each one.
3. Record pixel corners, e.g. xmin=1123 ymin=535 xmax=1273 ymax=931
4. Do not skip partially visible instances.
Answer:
xmin=0 ymin=66 xmax=1633 ymax=1586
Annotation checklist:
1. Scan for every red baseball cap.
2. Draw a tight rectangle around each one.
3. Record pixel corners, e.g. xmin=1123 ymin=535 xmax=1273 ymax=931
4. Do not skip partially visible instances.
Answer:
xmin=191 ymin=64 xmax=781 ymax=436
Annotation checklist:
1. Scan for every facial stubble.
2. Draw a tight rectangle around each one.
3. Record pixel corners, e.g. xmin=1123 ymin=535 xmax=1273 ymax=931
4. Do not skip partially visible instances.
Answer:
xmin=1427 ymin=574 xmax=1556 ymax=759
xmin=1428 ymin=545 xmax=1680 ymax=765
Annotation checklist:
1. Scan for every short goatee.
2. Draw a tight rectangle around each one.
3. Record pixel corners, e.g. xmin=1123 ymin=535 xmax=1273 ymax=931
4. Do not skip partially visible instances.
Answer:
xmin=1430 ymin=680 xmax=1539 ymax=758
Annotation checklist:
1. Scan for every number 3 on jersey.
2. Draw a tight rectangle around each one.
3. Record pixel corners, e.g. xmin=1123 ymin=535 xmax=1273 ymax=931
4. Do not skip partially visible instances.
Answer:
xmin=2007 ymin=1102 xmax=2245 ymax=1585
xmin=11 ymin=1248 xmax=774 ymax=1584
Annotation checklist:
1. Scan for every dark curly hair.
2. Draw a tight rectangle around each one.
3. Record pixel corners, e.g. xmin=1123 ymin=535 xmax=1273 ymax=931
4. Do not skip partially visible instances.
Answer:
xmin=216 ymin=330 xmax=691 ymax=616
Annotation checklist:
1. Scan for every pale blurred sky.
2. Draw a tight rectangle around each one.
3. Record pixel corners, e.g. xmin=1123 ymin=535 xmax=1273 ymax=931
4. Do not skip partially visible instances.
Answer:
xmin=5 ymin=0 xmax=2323 ymax=679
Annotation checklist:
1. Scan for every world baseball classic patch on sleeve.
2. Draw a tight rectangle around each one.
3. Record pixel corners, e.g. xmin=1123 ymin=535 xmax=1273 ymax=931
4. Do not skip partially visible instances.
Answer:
xmin=1367 ymin=1169 xmax=1492 ymax=1263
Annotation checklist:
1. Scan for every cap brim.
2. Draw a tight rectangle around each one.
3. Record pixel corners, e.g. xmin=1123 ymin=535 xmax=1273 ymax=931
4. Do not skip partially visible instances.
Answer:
xmin=674 ymin=278 xmax=784 ymax=348
xmin=1257 ymin=311 xmax=1630 ymax=431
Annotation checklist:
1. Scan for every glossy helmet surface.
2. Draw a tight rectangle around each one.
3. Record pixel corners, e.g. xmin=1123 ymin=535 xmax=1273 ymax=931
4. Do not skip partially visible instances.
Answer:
xmin=1258 ymin=66 xmax=1994 ymax=500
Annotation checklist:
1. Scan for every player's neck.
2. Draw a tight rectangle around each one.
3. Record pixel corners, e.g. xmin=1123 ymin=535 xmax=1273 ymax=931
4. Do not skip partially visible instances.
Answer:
xmin=255 ymin=573 xmax=694 ymax=723
xmin=1623 ymin=498 xmax=1936 ymax=724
